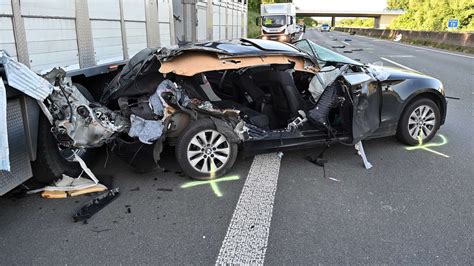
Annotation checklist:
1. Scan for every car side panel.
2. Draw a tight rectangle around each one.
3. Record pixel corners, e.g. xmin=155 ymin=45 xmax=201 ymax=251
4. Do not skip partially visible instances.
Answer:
xmin=371 ymin=78 xmax=446 ymax=138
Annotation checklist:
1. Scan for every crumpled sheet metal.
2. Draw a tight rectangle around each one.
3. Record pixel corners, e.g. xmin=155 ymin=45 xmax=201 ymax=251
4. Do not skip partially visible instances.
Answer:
xmin=128 ymin=114 xmax=164 ymax=144
xmin=367 ymin=65 xmax=390 ymax=81
xmin=156 ymin=79 xmax=191 ymax=110
xmin=0 ymin=51 xmax=53 ymax=101
xmin=0 ymin=77 xmax=9 ymax=171
xmin=48 ymin=84 xmax=129 ymax=148
xmin=128 ymin=80 xmax=189 ymax=145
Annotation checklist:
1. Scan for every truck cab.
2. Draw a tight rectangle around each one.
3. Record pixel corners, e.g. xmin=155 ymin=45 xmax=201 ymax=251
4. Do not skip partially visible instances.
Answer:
xmin=258 ymin=3 xmax=298 ymax=43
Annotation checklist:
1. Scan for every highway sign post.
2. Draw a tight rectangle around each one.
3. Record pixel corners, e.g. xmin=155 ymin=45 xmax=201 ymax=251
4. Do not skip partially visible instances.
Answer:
xmin=447 ymin=19 xmax=459 ymax=29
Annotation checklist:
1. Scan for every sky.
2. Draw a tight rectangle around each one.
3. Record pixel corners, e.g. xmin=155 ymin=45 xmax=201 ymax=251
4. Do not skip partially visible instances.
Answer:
xmin=293 ymin=0 xmax=388 ymax=12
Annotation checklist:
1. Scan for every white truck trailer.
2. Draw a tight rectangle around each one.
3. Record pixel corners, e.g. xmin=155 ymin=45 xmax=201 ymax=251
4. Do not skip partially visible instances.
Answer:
xmin=0 ymin=0 xmax=247 ymax=195
xmin=258 ymin=3 xmax=298 ymax=42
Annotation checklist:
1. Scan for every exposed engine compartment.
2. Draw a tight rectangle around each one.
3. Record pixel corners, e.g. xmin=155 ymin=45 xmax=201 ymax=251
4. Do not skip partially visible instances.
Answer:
xmin=43 ymin=69 xmax=129 ymax=148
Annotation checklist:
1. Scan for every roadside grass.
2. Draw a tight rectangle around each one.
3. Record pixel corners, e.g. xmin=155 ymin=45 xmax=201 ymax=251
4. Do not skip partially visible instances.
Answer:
xmin=407 ymin=39 xmax=474 ymax=54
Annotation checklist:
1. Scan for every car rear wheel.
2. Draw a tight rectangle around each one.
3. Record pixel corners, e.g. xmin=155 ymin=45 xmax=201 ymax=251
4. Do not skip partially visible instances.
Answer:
xmin=175 ymin=119 xmax=238 ymax=180
xmin=396 ymin=98 xmax=440 ymax=146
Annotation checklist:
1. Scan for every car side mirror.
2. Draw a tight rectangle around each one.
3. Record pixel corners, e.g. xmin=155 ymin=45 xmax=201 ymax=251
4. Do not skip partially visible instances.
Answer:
xmin=256 ymin=17 xmax=260 ymax=26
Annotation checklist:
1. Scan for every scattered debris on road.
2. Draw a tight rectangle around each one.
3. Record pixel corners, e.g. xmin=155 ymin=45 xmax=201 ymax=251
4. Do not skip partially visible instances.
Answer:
xmin=91 ymin=228 xmax=112 ymax=234
xmin=327 ymin=177 xmax=341 ymax=182
xmin=277 ymin=152 xmax=284 ymax=159
xmin=156 ymin=188 xmax=173 ymax=192
xmin=73 ymin=188 xmax=120 ymax=222
xmin=355 ymin=141 xmax=373 ymax=169
xmin=27 ymin=175 xmax=107 ymax=198
xmin=332 ymin=45 xmax=346 ymax=48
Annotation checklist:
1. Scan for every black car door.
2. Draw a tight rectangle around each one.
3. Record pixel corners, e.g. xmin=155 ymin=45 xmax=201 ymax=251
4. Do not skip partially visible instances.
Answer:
xmin=342 ymin=73 xmax=382 ymax=143
xmin=293 ymin=39 xmax=381 ymax=143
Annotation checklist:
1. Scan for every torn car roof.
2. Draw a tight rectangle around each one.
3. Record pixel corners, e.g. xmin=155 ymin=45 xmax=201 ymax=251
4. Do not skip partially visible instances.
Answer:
xmin=159 ymin=51 xmax=319 ymax=76
xmin=161 ymin=38 xmax=315 ymax=61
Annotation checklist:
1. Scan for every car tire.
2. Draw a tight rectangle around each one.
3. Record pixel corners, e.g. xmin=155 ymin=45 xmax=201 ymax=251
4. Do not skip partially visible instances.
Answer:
xmin=175 ymin=119 xmax=238 ymax=180
xmin=396 ymin=98 xmax=440 ymax=146
xmin=31 ymin=114 xmax=96 ymax=184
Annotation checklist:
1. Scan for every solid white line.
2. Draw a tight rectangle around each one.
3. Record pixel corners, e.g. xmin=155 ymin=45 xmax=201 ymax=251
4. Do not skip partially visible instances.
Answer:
xmin=348 ymin=33 xmax=474 ymax=59
xmin=216 ymin=153 xmax=282 ymax=265
xmin=380 ymin=57 xmax=418 ymax=72
xmin=341 ymin=41 xmax=351 ymax=46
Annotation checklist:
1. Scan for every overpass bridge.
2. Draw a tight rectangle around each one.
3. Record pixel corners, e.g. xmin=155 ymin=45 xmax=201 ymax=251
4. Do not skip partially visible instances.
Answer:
xmin=295 ymin=10 xmax=405 ymax=29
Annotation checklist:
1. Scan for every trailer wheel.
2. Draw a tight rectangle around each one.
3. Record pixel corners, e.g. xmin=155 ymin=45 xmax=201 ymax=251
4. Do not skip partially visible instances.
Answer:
xmin=32 ymin=114 xmax=95 ymax=184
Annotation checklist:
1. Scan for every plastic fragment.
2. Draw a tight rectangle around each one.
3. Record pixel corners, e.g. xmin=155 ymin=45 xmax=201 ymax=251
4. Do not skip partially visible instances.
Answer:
xmin=27 ymin=174 xmax=104 ymax=195
xmin=355 ymin=141 xmax=373 ymax=169
xmin=277 ymin=152 xmax=284 ymax=159
xmin=73 ymin=188 xmax=120 ymax=222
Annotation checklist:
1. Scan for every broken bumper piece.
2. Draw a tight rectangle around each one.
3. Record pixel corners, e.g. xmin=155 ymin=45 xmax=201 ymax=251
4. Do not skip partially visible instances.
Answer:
xmin=73 ymin=188 xmax=120 ymax=222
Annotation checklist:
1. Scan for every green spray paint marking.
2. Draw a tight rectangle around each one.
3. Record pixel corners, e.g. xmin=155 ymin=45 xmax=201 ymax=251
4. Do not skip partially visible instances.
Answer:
xmin=405 ymin=134 xmax=449 ymax=158
xmin=180 ymin=175 xmax=240 ymax=197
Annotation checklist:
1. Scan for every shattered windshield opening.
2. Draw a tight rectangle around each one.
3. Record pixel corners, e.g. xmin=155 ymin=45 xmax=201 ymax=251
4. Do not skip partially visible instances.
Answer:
xmin=262 ymin=15 xmax=286 ymax=28
xmin=294 ymin=39 xmax=362 ymax=66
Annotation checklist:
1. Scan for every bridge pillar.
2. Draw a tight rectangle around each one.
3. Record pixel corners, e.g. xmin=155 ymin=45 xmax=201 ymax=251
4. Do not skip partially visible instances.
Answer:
xmin=374 ymin=16 xmax=380 ymax=29
xmin=331 ymin=17 xmax=336 ymax=27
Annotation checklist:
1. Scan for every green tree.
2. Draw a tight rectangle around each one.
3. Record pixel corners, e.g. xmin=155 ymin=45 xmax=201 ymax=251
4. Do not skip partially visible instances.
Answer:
xmin=389 ymin=0 xmax=474 ymax=32
xmin=337 ymin=18 xmax=374 ymax=28
xmin=387 ymin=0 xmax=409 ymax=10
xmin=296 ymin=16 xmax=318 ymax=27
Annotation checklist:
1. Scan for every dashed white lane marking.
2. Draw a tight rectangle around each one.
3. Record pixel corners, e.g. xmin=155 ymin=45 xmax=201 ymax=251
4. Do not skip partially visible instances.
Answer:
xmin=351 ymin=33 xmax=474 ymax=59
xmin=385 ymin=55 xmax=414 ymax=58
xmin=341 ymin=41 xmax=351 ymax=46
xmin=216 ymin=153 xmax=282 ymax=265
xmin=380 ymin=57 xmax=418 ymax=72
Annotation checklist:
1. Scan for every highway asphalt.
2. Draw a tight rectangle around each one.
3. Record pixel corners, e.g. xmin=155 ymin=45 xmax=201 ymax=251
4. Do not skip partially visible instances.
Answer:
xmin=0 ymin=29 xmax=473 ymax=264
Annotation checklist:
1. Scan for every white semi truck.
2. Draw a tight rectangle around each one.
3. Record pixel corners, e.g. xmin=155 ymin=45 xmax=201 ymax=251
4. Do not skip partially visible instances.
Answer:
xmin=258 ymin=3 xmax=299 ymax=43
xmin=0 ymin=0 xmax=247 ymax=196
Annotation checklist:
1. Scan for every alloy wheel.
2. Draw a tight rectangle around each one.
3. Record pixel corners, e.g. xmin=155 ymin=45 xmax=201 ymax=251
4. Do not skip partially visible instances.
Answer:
xmin=186 ymin=130 xmax=230 ymax=174
xmin=407 ymin=105 xmax=436 ymax=140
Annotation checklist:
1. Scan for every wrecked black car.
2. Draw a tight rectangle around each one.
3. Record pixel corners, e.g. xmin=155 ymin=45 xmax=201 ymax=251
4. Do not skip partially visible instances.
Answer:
xmin=0 ymin=39 xmax=447 ymax=181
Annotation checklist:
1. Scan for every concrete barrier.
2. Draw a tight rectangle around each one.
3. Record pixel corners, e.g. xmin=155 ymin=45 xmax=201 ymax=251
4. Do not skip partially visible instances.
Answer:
xmin=335 ymin=27 xmax=474 ymax=52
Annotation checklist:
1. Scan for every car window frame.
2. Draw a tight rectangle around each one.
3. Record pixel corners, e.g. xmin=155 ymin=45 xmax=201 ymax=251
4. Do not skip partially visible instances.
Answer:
xmin=292 ymin=39 xmax=363 ymax=67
